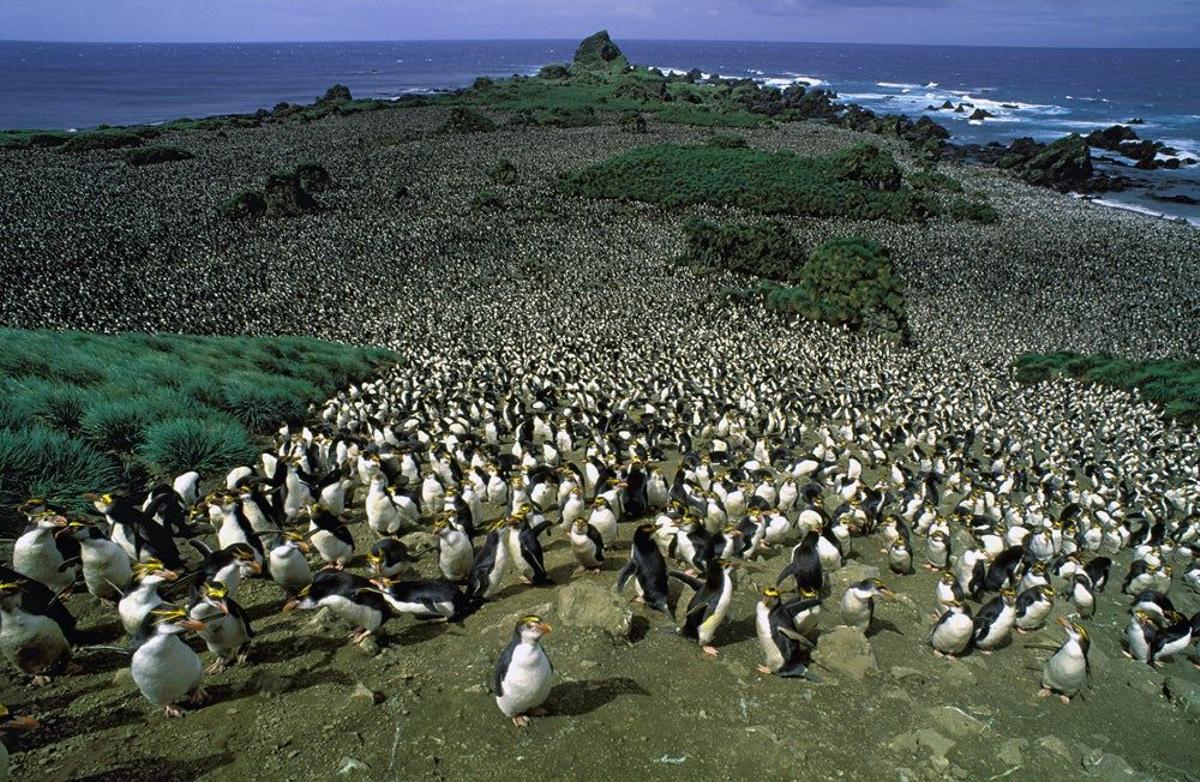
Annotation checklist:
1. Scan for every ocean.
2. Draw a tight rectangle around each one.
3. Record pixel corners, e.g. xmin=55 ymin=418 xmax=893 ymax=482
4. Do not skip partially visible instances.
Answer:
xmin=2 ymin=39 xmax=1197 ymax=222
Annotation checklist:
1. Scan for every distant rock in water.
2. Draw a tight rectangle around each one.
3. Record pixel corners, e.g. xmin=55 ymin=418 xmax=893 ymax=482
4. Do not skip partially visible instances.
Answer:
xmin=317 ymin=84 xmax=352 ymax=105
xmin=1086 ymin=124 xmax=1140 ymax=151
xmin=999 ymin=134 xmax=1097 ymax=192
xmin=968 ymin=108 xmax=993 ymax=121
xmin=572 ymin=30 xmax=629 ymax=72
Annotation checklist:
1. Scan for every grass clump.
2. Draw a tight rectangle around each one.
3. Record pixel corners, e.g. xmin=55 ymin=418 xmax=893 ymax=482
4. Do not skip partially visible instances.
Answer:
xmin=471 ymin=190 xmax=505 ymax=211
xmin=62 ymin=128 xmax=152 ymax=154
xmin=126 ymin=145 xmax=194 ymax=167
xmin=564 ymin=142 xmax=936 ymax=222
xmin=677 ymin=219 xmax=806 ymax=280
xmin=220 ymin=190 xmax=267 ymax=221
xmin=488 ymin=159 xmax=519 ymax=185
xmin=441 ymin=107 xmax=498 ymax=134
xmin=1014 ymin=352 xmax=1200 ymax=426
xmin=0 ymin=328 xmax=396 ymax=531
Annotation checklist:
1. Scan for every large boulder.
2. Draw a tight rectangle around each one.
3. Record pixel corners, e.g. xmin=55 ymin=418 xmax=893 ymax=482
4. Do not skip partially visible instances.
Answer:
xmin=1086 ymin=124 xmax=1139 ymax=151
xmin=556 ymin=580 xmax=633 ymax=640
xmin=264 ymin=171 xmax=319 ymax=217
xmin=572 ymin=31 xmax=629 ymax=73
xmin=813 ymin=625 xmax=878 ymax=680
xmin=1003 ymin=134 xmax=1094 ymax=192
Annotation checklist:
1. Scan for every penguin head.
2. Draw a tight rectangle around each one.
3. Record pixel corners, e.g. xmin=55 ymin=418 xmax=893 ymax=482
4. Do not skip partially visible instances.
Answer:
xmin=281 ymin=584 xmax=313 ymax=614
xmin=133 ymin=559 xmax=178 ymax=584
xmin=515 ymin=614 xmax=552 ymax=644
xmin=280 ymin=530 xmax=310 ymax=553
xmin=150 ymin=605 xmax=205 ymax=635
xmin=1000 ymin=588 xmax=1017 ymax=604
xmin=0 ymin=581 xmax=25 ymax=607
xmin=863 ymin=579 xmax=896 ymax=600
xmin=1038 ymin=585 xmax=1056 ymax=600
xmin=760 ymin=586 xmax=782 ymax=606
xmin=200 ymin=582 xmax=232 ymax=616
xmin=85 ymin=492 xmax=116 ymax=513
xmin=938 ymin=570 xmax=957 ymax=586
xmin=230 ymin=545 xmax=262 ymax=575
xmin=1056 ymin=615 xmax=1088 ymax=642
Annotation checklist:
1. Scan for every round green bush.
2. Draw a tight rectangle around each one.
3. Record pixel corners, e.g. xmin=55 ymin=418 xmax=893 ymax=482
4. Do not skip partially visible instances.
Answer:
xmin=81 ymin=398 xmax=150 ymax=452
xmin=137 ymin=417 xmax=258 ymax=478
xmin=0 ymin=426 xmax=119 ymax=526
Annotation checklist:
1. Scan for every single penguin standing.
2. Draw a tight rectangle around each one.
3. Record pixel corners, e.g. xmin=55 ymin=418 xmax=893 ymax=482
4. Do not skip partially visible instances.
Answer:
xmin=930 ymin=601 xmax=975 ymax=658
xmin=671 ymin=558 xmax=738 ymax=656
xmin=493 ymin=615 xmax=553 ymax=727
xmin=306 ymin=503 xmax=355 ymax=570
xmin=188 ymin=581 xmax=254 ymax=672
xmin=755 ymin=586 xmax=815 ymax=678
xmin=972 ymin=589 xmax=1017 ymax=654
xmin=776 ymin=530 xmax=822 ymax=594
xmin=616 ymin=524 xmax=672 ymax=617
xmin=130 ymin=606 xmax=207 ymax=717
xmin=282 ymin=571 xmax=390 ymax=646
xmin=1040 ymin=616 xmax=1090 ymax=704
xmin=467 ymin=524 xmax=510 ymax=603
xmin=0 ymin=580 xmax=73 ymax=685
xmin=568 ymin=518 xmax=605 ymax=575
xmin=840 ymin=579 xmax=896 ymax=633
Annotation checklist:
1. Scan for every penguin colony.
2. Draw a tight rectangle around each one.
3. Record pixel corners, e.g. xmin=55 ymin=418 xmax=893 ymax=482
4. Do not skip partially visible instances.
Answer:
xmin=0 ymin=102 xmax=1199 ymax=773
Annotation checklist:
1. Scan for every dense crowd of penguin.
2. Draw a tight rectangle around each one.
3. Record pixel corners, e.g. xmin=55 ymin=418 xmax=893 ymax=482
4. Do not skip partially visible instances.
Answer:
xmin=1 ymin=101 xmax=1199 ymax=770
xmin=2 ymin=340 xmax=1199 ymax=730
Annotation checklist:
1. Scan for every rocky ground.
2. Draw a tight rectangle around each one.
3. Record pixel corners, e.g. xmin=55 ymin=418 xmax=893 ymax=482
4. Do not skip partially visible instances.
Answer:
xmin=1 ymin=103 xmax=1199 ymax=781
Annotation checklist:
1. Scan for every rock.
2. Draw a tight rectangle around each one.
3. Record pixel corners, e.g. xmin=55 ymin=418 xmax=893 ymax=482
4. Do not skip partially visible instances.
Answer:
xmin=968 ymin=108 xmax=993 ymax=120
xmin=264 ymin=171 xmax=318 ymax=217
xmin=111 ymin=668 xmax=132 ymax=685
xmin=926 ymin=705 xmax=985 ymax=737
xmin=556 ymin=580 xmax=633 ymax=640
xmin=889 ymin=666 xmax=926 ymax=683
xmin=337 ymin=757 xmax=369 ymax=775
xmin=1086 ymin=124 xmax=1140 ymax=151
xmin=318 ymin=85 xmax=352 ymax=105
xmin=399 ymin=530 xmax=436 ymax=553
xmin=941 ymin=100 xmax=955 ymax=109
xmin=350 ymin=683 xmax=384 ymax=705
xmin=308 ymin=607 xmax=338 ymax=628
xmin=913 ymin=728 xmax=955 ymax=758
xmin=537 ymin=63 xmax=570 ymax=80
xmin=828 ymin=561 xmax=881 ymax=597
xmin=943 ymin=662 xmax=976 ymax=687
xmin=1037 ymin=736 xmax=1074 ymax=762
xmin=1163 ymin=675 xmax=1200 ymax=713
xmin=999 ymin=737 xmax=1027 ymax=766
xmin=358 ymin=637 xmax=381 ymax=657
xmin=572 ymin=31 xmax=629 ymax=72
xmin=1009 ymin=134 xmax=1094 ymax=192
xmin=812 ymin=625 xmax=877 ymax=680
xmin=1081 ymin=747 xmax=1137 ymax=781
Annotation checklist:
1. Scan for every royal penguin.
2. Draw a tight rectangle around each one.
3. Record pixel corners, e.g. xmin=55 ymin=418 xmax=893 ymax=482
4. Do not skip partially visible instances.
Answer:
xmin=130 ymin=606 xmax=207 ymax=717
xmin=368 ymin=578 xmax=471 ymax=623
xmin=615 ymin=524 xmax=672 ymax=617
xmin=930 ymin=601 xmax=975 ymax=658
xmin=282 ymin=571 xmax=390 ymax=646
xmin=670 ymin=558 xmax=738 ymax=656
xmin=188 ymin=581 xmax=254 ymax=672
xmin=934 ymin=569 xmax=965 ymax=617
xmin=568 ymin=518 xmax=605 ymax=574
xmin=68 ymin=521 xmax=132 ymax=602
xmin=305 ymin=504 xmax=355 ymax=570
xmin=588 ymin=497 xmax=618 ymax=549
xmin=1040 ymin=617 xmax=1090 ymax=704
xmin=755 ymin=586 xmax=815 ymax=678
xmin=432 ymin=516 xmax=474 ymax=582
xmin=1124 ymin=610 xmax=1157 ymax=663
xmin=87 ymin=492 xmax=183 ymax=569
xmin=0 ymin=580 xmax=73 ymax=684
xmin=973 ymin=589 xmax=1017 ymax=653
xmin=367 ymin=538 xmax=417 ymax=580
xmin=267 ymin=531 xmax=312 ymax=596
xmin=840 ymin=579 xmax=896 ymax=633
xmin=0 ymin=703 xmax=39 ymax=781
xmin=493 ymin=614 xmax=553 ymax=727
xmin=1013 ymin=585 xmax=1056 ymax=633
xmin=507 ymin=512 xmax=552 ymax=586
xmin=119 ymin=560 xmax=180 ymax=636
xmin=12 ymin=513 xmax=79 ymax=593
xmin=467 ymin=525 xmax=509 ymax=603
xmin=776 ymin=530 xmax=822 ymax=593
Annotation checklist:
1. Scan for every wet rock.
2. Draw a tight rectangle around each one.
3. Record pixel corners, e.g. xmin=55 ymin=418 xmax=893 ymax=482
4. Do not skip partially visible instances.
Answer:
xmin=337 ymin=757 xmax=370 ymax=775
xmin=926 ymin=705 xmax=985 ymax=737
xmin=556 ymin=580 xmax=632 ymax=640
xmin=890 ymin=666 xmax=926 ymax=683
xmin=1037 ymin=736 xmax=1074 ymax=762
xmin=828 ymin=562 xmax=880 ymax=597
xmin=913 ymin=728 xmax=955 ymax=758
xmin=813 ymin=625 xmax=877 ymax=680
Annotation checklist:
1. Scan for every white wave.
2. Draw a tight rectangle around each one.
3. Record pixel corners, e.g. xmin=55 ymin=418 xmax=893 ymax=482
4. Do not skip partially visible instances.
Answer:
xmin=924 ymin=81 xmax=938 ymax=89
xmin=782 ymin=72 xmax=827 ymax=87
xmin=876 ymin=81 xmax=921 ymax=90
xmin=1089 ymin=197 xmax=1200 ymax=227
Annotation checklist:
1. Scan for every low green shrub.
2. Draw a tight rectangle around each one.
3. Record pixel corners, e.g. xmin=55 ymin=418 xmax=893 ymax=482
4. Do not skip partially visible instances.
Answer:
xmin=488 ymin=159 xmax=519 ymax=185
xmin=471 ymin=189 xmax=505 ymax=211
xmin=0 ymin=426 xmax=120 ymax=516
xmin=441 ymin=107 xmax=498 ymax=134
xmin=677 ymin=218 xmax=806 ymax=280
xmin=126 ymin=145 xmax=194 ymax=166
xmin=220 ymin=190 xmax=267 ymax=220
xmin=137 ymin=417 xmax=258 ymax=478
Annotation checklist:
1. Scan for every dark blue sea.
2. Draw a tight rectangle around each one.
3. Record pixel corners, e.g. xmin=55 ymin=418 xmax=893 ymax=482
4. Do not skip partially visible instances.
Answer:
xmin=1 ymin=39 xmax=1197 ymax=222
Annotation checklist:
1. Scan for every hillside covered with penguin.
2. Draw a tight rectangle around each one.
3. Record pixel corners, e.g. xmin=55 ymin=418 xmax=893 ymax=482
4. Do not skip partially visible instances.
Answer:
xmin=1 ymin=31 xmax=1200 ymax=782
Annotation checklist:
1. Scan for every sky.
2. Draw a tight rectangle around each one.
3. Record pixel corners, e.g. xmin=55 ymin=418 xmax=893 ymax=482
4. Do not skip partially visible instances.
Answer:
xmin=2 ymin=0 xmax=1198 ymax=48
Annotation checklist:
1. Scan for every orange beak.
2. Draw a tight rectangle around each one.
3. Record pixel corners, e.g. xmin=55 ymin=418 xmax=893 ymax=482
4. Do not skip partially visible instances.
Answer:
xmin=281 ymin=600 xmax=299 ymax=614
xmin=180 ymin=619 xmax=206 ymax=632
xmin=537 ymin=622 xmax=552 ymax=635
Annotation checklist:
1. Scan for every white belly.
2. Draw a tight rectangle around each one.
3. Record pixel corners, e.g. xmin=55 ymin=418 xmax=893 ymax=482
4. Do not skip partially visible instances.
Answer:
xmin=755 ymin=603 xmax=785 ymax=671
xmin=0 ymin=610 xmax=69 ymax=673
xmin=319 ymin=595 xmax=382 ymax=631
xmin=132 ymin=635 xmax=203 ymax=707
xmin=496 ymin=644 xmax=553 ymax=717
xmin=1042 ymin=643 xmax=1086 ymax=695
xmin=13 ymin=531 xmax=74 ymax=591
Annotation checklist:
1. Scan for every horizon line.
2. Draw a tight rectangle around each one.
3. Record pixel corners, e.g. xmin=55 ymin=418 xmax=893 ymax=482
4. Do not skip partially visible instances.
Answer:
xmin=2 ymin=37 xmax=1197 ymax=51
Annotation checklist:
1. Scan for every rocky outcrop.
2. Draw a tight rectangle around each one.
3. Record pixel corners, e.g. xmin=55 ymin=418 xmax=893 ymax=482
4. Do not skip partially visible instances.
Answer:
xmin=813 ymin=625 xmax=877 ymax=680
xmin=572 ymin=30 xmax=629 ymax=72
xmin=998 ymin=134 xmax=1095 ymax=191
xmin=968 ymin=108 xmax=993 ymax=121
xmin=556 ymin=580 xmax=633 ymax=640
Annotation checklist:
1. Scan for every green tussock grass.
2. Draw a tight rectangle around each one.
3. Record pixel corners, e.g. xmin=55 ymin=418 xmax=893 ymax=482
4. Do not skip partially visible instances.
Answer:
xmin=0 ymin=328 xmax=396 ymax=531
xmin=563 ymin=142 xmax=939 ymax=221
xmin=1014 ymin=352 xmax=1200 ymax=426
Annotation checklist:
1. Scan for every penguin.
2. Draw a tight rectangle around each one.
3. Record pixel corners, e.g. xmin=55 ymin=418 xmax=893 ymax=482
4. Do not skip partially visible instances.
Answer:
xmin=888 ymin=536 xmax=914 ymax=576
xmin=493 ymin=614 xmax=553 ymax=727
xmin=87 ymin=492 xmax=183 ymax=569
xmin=0 ymin=579 xmax=73 ymax=684
xmin=67 ymin=520 xmax=132 ymax=602
xmin=187 ymin=542 xmax=262 ymax=601
xmin=1150 ymin=611 xmax=1193 ymax=665
xmin=467 ymin=525 xmax=509 ymax=603
xmin=282 ymin=571 xmax=390 ymax=645
xmin=925 ymin=530 xmax=950 ymax=571
xmin=775 ymin=530 xmax=822 ymax=593
xmin=1040 ymin=617 xmax=1090 ymax=704
xmin=568 ymin=518 xmax=606 ymax=575
xmin=615 ymin=524 xmax=672 ymax=617
xmin=12 ymin=513 xmax=79 ymax=594
xmin=930 ymin=601 xmax=975 ymax=658
xmin=509 ymin=513 xmax=553 ymax=586
xmin=984 ymin=546 xmax=1025 ymax=592
xmin=1124 ymin=610 xmax=1157 ymax=663
xmin=306 ymin=504 xmax=355 ymax=570
xmin=1013 ymin=584 xmax=1055 ymax=633
xmin=433 ymin=516 xmax=474 ymax=583
xmin=934 ymin=569 xmax=965 ymax=617
xmin=367 ymin=578 xmax=471 ymax=622
xmin=367 ymin=538 xmax=417 ymax=580
xmin=267 ymin=531 xmax=312 ymax=596
xmin=365 ymin=473 xmax=404 ymax=536
xmin=973 ymin=589 xmax=1017 ymax=653
xmin=670 ymin=558 xmax=738 ymax=656
xmin=130 ymin=606 xmax=207 ymax=717
xmin=588 ymin=497 xmax=618 ymax=549
xmin=188 ymin=581 xmax=254 ymax=672
xmin=755 ymin=586 xmax=815 ymax=678
xmin=1070 ymin=574 xmax=1096 ymax=618
xmin=119 ymin=560 xmax=180 ymax=636
xmin=840 ymin=579 xmax=896 ymax=633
